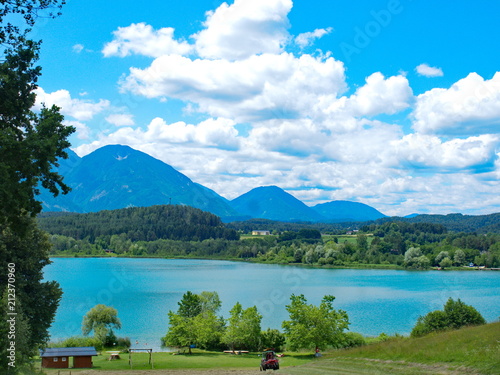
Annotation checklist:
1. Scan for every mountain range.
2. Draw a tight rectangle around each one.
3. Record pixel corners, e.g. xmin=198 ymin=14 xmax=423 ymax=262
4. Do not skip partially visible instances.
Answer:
xmin=39 ymin=144 xmax=386 ymax=222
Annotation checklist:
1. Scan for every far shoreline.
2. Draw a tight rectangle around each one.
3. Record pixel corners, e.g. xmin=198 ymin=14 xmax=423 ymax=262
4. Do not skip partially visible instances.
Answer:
xmin=48 ymin=254 xmax=500 ymax=271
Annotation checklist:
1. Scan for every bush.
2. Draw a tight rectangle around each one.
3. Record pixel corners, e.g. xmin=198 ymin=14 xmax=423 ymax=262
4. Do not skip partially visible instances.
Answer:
xmin=444 ymin=298 xmax=486 ymax=329
xmin=341 ymin=332 xmax=366 ymax=348
xmin=50 ymin=336 xmax=103 ymax=351
xmin=411 ymin=298 xmax=486 ymax=337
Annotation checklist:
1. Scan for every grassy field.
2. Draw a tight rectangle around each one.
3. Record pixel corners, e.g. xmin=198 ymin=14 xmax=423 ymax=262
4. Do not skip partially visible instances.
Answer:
xmin=38 ymin=322 xmax=499 ymax=374
xmin=38 ymin=350 xmax=312 ymax=373
xmin=285 ymin=322 xmax=500 ymax=375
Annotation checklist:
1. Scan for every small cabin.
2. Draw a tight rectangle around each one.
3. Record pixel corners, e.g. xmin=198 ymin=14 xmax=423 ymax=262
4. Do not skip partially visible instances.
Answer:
xmin=40 ymin=347 xmax=98 ymax=369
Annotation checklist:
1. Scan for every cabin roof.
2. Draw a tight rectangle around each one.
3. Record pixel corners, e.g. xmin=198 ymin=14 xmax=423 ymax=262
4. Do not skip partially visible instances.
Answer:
xmin=40 ymin=347 xmax=98 ymax=357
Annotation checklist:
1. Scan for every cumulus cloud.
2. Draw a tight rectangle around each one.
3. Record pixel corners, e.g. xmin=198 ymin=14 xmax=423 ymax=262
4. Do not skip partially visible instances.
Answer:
xmin=332 ymin=72 xmax=413 ymax=117
xmin=413 ymin=72 xmax=500 ymax=134
xmin=75 ymin=117 xmax=240 ymax=153
xmin=120 ymin=52 xmax=347 ymax=122
xmin=416 ymin=63 xmax=444 ymax=77
xmin=193 ymin=0 xmax=292 ymax=60
xmin=102 ymin=23 xmax=193 ymax=58
xmin=106 ymin=113 xmax=135 ymax=126
xmin=35 ymin=88 xmax=110 ymax=121
xmin=394 ymin=133 xmax=499 ymax=169
xmin=295 ymin=27 xmax=333 ymax=49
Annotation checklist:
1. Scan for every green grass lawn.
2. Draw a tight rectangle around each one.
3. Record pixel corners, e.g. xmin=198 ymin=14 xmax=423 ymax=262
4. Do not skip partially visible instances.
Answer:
xmin=38 ymin=350 xmax=313 ymax=372
xmin=284 ymin=322 xmax=500 ymax=375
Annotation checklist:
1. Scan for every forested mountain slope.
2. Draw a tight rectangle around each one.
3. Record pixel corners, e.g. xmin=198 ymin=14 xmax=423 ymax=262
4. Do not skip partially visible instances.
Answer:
xmin=38 ymin=205 xmax=239 ymax=242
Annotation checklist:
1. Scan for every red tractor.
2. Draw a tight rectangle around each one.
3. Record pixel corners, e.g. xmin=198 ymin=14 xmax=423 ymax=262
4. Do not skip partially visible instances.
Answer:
xmin=260 ymin=349 xmax=279 ymax=371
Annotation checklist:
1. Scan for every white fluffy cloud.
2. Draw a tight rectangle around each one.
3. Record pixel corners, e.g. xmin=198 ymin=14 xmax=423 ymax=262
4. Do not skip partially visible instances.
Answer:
xmin=413 ymin=72 xmax=500 ymax=134
xmin=120 ymin=52 xmax=347 ymax=122
xmin=295 ymin=27 xmax=333 ymax=49
xmin=106 ymin=113 xmax=135 ymax=126
xmin=325 ymin=72 xmax=413 ymax=117
xmin=394 ymin=133 xmax=499 ymax=169
xmin=102 ymin=23 xmax=192 ymax=57
xmin=35 ymin=88 xmax=110 ymax=121
xmin=193 ymin=0 xmax=292 ymax=60
xmin=76 ymin=116 xmax=240 ymax=153
xmin=416 ymin=63 xmax=444 ymax=77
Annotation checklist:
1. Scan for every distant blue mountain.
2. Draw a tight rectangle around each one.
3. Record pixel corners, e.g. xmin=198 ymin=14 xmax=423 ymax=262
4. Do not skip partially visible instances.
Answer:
xmin=40 ymin=145 xmax=387 ymax=223
xmin=39 ymin=145 xmax=239 ymax=219
xmin=312 ymin=200 xmax=386 ymax=222
xmin=229 ymin=186 xmax=325 ymax=222
xmin=404 ymin=213 xmax=420 ymax=218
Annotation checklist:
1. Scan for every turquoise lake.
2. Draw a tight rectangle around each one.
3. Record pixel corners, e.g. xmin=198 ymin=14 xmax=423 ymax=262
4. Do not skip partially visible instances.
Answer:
xmin=44 ymin=258 xmax=500 ymax=351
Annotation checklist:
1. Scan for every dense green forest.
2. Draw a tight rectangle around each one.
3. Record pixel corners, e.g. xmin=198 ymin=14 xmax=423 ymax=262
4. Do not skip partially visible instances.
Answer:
xmin=227 ymin=213 xmax=500 ymax=234
xmin=38 ymin=205 xmax=500 ymax=268
xmin=38 ymin=205 xmax=239 ymax=242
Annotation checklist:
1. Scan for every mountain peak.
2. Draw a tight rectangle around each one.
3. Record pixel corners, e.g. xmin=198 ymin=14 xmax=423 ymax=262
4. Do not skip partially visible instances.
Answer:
xmin=312 ymin=200 xmax=386 ymax=222
xmin=230 ymin=186 xmax=323 ymax=222
xmin=40 ymin=145 xmax=238 ymax=218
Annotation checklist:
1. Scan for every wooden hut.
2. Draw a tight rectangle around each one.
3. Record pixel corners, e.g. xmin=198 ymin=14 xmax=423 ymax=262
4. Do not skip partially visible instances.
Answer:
xmin=40 ymin=347 xmax=98 ymax=368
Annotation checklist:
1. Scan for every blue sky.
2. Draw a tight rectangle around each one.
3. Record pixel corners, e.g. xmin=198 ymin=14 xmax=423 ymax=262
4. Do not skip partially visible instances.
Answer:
xmin=29 ymin=0 xmax=500 ymax=216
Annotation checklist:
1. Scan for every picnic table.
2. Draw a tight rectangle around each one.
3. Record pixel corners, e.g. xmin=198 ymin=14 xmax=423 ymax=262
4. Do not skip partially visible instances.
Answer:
xmin=106 ymin=351 xmax=121 ymax=360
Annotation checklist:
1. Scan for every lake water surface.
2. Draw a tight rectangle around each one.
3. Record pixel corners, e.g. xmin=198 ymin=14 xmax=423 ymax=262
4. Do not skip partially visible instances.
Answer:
xmin=44 ymin=258 xmax=500 ymax=351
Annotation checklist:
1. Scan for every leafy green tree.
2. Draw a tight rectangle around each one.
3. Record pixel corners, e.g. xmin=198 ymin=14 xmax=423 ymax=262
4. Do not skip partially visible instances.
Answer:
xmin=453 ymin=249 xmax=466 ymax=266
xmin=0 ymin=3 xmax=74 ymax=373
xmin=435 ymin=251 xmax=450 ymax=265
xmin=0 ymin=291 xmax=31 ymax=374
xmin=439 ymin=257 xmax=453 ymax=269
xmin=82 ymin=304 xmax=122 ymax=345
xmin=282 ymin=294 xmax=349 ymax=352
xmin=1 ymin=40 xmax=74 ymax=230
xmin=222 ymin=302 xmax=262 ymax=352
xmin=163 ymin=291 xmax=224 ymax=353
xmin=199 ymin=291 xmax=222 ymax=314
xmin=177 ymin=291 xmax=202 ymax=318
xmin=411 ymin=298 xmax=486 ymax=337
xmin=0 ymin=216 xmax=62 ymax=354
xmin=260 ymin=328 xmax=286 ymax=351
xmin=356 ymin=233 xmax=368 ymax=252
xmin=1 ymin=0 xmax=65 ymax=46
xmin=404 ymin=247 xmax=430 ymax=269
xmin=163 ymin=313 xmax=199 ymax=353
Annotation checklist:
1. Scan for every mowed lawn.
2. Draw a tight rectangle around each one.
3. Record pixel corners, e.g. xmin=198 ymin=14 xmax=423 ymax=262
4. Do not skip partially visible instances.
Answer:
xmin=39 ymin=350 xmax=313 ymax=372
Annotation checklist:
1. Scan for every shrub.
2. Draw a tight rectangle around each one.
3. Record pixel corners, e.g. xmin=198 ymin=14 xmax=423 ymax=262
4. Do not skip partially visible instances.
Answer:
xmin=411 ymin=298 xmax=486 ymax=337
xmin=50 ymin=336 xmax=103 ymax=351
xmin=444 ymin=298 xmax=486 ymax=329
xmin=341 ymin=332 xmax=366 ymax=348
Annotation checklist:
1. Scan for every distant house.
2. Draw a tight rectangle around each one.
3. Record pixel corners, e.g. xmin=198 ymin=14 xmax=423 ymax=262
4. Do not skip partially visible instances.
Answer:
xmin=252 ymin=230 xmax=271 ymax=236
xmin=40 ymin=347 xmax=98 ymax=369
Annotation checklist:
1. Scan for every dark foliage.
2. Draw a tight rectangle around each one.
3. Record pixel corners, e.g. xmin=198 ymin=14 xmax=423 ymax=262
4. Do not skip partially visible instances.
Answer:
xmin=38 ymin=205 xmax=239 ymax=242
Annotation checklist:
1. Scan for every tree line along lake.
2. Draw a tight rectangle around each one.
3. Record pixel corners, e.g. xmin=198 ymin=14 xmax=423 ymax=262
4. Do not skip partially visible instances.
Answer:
xmin=44 ymin=257 xmax=500 ymax=351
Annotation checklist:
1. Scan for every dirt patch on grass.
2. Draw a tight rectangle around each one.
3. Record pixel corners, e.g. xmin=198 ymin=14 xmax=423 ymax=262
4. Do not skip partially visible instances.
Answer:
xmin=56 ymin=370 xmax=266 ymax=375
